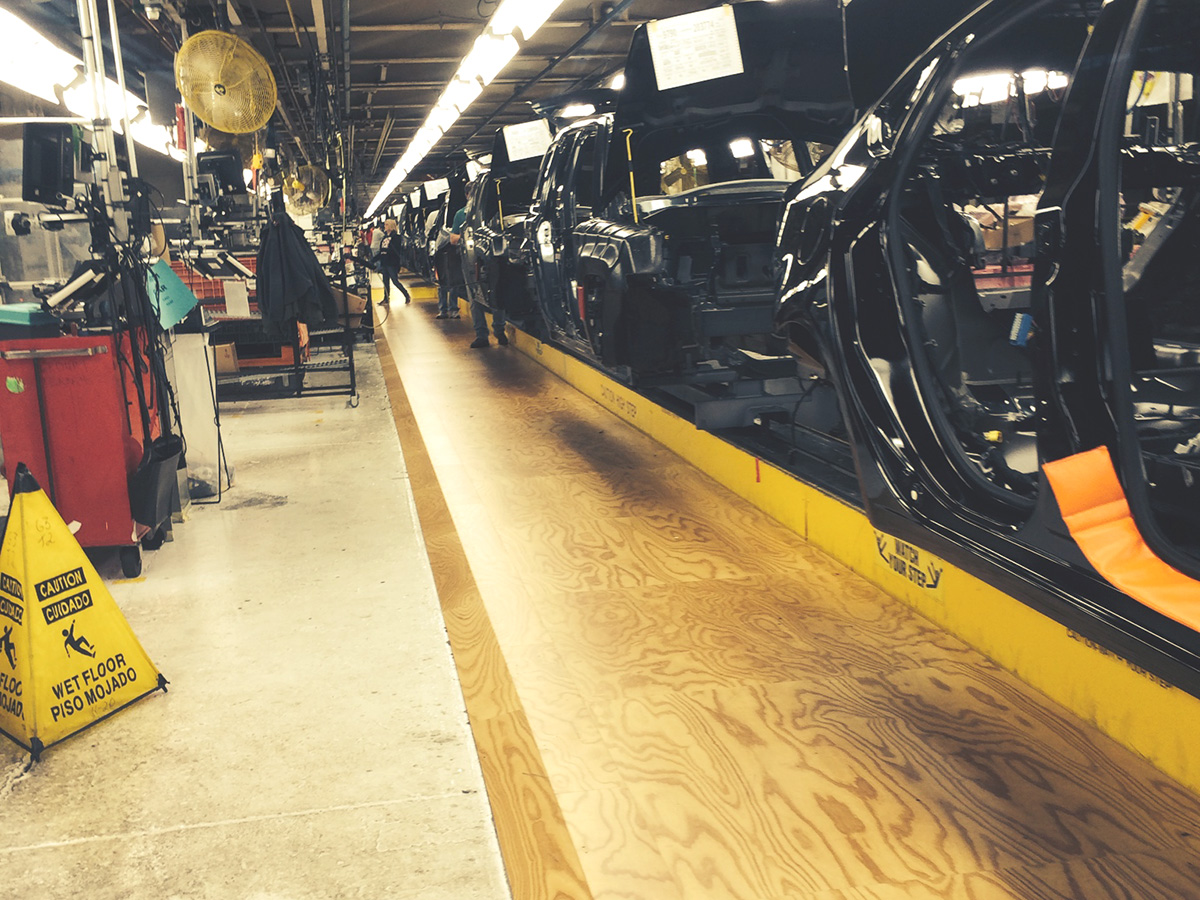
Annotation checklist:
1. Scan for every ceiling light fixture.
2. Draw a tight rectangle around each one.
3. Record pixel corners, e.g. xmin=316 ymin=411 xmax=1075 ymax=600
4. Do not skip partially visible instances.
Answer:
xmin=729 ymin=138 xmax=755 ymax=159
xmin=559 ymin=103 xmax=595 ymax=118
xmin=0 ymin=7 xmax=188 ymax=162
xmin=489 ymin=0 xmax=563 ymax=41
xmin=460 ymin=32 xmax=519 ymax=86
xmin=366 ymin=0 xmax=569 ymax=217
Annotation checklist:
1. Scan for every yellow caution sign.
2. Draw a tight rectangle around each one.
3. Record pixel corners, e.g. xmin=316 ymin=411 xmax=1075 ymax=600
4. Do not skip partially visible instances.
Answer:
xmin=0 ymin=464 xmax=166 ymax=759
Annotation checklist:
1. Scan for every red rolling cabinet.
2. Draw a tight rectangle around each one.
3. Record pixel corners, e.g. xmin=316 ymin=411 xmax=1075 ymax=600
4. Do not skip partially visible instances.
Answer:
xmin=0 ymin=331 xmax=165 ymax=575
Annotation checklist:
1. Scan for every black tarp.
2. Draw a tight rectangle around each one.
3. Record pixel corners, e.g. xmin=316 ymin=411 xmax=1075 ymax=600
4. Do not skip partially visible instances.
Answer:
xmin=255 ymin=211 xmax=337 ymax=336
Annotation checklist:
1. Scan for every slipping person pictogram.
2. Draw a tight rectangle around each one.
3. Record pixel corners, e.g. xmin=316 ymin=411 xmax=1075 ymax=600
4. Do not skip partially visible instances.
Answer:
xmin=0 ymin=625 xmax=15 ymax=669
xmin=62 ymin=620 xmax=96 ymax=659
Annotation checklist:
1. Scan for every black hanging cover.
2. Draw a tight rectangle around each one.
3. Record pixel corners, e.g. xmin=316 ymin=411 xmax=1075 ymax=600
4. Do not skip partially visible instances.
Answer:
xmin=255 ymin=212 xmax=338 ymax=336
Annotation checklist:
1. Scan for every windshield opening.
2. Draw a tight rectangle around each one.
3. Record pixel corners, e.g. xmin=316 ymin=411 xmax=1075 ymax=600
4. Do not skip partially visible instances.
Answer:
xmin=655 ymin=139 xmax=830 ymax=195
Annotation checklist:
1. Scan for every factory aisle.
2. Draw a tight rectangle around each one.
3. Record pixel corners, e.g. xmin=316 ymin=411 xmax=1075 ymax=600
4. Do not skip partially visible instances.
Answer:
xmin=379 ymin=291 xmax=1200 ymax=900
xmin=0 ymin=347 xmax=511 ymax=900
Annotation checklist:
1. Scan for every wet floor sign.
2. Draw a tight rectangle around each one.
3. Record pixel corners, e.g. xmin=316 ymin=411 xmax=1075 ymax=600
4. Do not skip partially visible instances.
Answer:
xmin=0 ymin=464 xmax=165 ymax=759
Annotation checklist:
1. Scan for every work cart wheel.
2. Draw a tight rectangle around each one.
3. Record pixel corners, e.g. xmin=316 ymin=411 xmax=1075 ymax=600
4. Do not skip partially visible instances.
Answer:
xmin=142 ymin=525 xmax=168 ymax=551
xmin=119 ymin=546 xmax=143 ymax=578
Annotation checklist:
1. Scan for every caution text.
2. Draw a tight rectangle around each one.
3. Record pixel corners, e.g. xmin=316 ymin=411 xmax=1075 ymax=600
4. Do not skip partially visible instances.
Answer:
xmin=35 ymin=566 xmax=86 ymax=602
xmin=0 ymin=572 xmax=23 ymax=600
xmin=0 ymin=595 xmax=22 ymax=625
xmin=875 ymin=532 xmax=944 ymax=592
xmin=41 ymin=589 xmax=93 ymax=625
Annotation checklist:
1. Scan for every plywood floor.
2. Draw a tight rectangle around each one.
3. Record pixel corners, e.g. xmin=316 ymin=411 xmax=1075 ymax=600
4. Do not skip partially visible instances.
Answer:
xmin=378 ymin=290 xmax=1200 ymax=900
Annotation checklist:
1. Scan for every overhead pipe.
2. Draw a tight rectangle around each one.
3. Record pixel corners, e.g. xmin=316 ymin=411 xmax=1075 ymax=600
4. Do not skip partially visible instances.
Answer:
xmin=243 ymin=1 xmax=315 ymax=162
xmin=342 ymin=0 xmax=351 ymax=113
xmin=263 ymin=19 xmax=647 ymax=33
xmin=370 ymin=114 xmax=394 ymax=175
xmin=353 ymin=52 xmax=626 ymax=65
xmin=105 ymin=0 xmax=138 ymax=178
xmin=352 ymin=77 xmax=588 ymax=91
xmin=179 ymin=19 xmax=201 ymax=237
xmin=76 ymin=0 xmax=130 ymax=240
xmin=310 ymin=0 xmax=329 ymax=67
xmin=341 ymin=0 xmax=350 ymax=230
xmin=282 ymin=0 xmax=305 ymax=47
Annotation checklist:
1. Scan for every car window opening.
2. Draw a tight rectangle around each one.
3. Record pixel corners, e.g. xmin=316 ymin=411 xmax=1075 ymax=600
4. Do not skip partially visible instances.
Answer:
xmin=1115 ymin=0 xmax=1200 ymax=564
xmin=890 ymin=3 xmax=1090 ymax=509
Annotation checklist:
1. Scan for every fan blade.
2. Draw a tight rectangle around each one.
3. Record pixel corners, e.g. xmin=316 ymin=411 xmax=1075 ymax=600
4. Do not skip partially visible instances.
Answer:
xmin=216 ymin=41 xmax=240 ymax=90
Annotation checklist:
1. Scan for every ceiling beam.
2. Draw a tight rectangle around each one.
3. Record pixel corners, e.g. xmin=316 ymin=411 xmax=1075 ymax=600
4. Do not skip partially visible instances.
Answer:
xmin=352 ymin=77 xmax=586 ymax=90
xmin=262 ymin=19 xmax=647 ymax=33
xmin=310 ymin=0 xmax=330 ymax=65
xmin=350 ymin=52 xmax=626 ymax=65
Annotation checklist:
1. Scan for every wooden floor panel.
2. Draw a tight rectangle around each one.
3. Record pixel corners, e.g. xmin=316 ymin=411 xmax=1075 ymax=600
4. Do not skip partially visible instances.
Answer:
xmin=379 ymin=298 xmax=1200 ymax=900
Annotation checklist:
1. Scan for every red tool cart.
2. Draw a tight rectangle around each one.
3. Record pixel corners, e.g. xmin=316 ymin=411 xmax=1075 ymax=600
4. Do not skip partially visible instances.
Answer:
xmin=0 ymin=331 xmax=177 ymax=577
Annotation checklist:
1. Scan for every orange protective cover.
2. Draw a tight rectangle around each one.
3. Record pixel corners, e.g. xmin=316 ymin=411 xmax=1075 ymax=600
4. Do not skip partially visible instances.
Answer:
xmin=1043 ymin=446 xmax=1200 ymax=630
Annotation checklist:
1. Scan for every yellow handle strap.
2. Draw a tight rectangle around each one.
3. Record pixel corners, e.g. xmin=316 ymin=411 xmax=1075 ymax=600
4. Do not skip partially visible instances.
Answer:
xmin=623 ymin=128 xmax=638 ymax=224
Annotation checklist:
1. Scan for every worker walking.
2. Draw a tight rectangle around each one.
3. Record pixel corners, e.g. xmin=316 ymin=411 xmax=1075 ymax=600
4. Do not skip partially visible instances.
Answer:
xmin=371 ymin=218 xmax=412 ymax=309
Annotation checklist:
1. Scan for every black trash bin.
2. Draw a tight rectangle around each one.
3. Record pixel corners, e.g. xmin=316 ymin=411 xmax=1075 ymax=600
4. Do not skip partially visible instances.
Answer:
xmin=128 ymin=434 xmax=183 ymax=531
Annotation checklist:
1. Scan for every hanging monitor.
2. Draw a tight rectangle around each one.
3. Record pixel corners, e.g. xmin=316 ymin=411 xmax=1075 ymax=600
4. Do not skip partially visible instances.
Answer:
xmin=22 ymin=123 xmax=89 ymax=207
xmin=195 ymin=150 xmax=247 ymax=199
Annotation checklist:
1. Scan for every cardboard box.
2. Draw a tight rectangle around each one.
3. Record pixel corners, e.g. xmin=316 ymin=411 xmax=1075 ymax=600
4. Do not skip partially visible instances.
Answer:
xmin=215 ymin=343 xmax=238 ymax=374
xmin=238 ymin=345 xmax=296 ymax=368
xmin=331 ymin=287 xmax=367 ymax=329
xmin=983 ymin=215 xmax=1035 ymax=251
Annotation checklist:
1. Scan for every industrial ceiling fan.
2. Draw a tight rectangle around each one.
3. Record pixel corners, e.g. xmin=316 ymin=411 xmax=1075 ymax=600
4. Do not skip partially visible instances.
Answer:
xmin=175 ymin=30 xmax=277 ymax=134
xmin=283 ymin=165 xmax=332 ymax=216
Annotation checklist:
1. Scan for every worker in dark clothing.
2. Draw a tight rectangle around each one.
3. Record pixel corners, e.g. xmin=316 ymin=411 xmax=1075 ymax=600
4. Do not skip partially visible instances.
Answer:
xmin=372 ymin=218 xmax=411 ymax=308
xmin=434 ymin=206 xmax=464 ymax=320
xmin=455 ymin=206 xmax=507 ymax=348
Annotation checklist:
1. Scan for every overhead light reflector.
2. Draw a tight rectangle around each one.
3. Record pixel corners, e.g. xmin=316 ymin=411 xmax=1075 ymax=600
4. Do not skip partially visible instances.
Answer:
xmin=366 ymin=0 xmax=568 ymax=216
xmin=0 ymin=8 xmax=186 ymax=161
xmin=559 ymin=103 xmax=595 ymax=119
xmin=461 ymin=32 xmax=519 ymax=86
xmin=490 ymin=0 xmax=566 ymax=42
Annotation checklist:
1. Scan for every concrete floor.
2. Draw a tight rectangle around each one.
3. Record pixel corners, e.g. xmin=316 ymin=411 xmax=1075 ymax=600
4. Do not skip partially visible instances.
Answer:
xmin=0 ymin=347 xmax=512 ymax=900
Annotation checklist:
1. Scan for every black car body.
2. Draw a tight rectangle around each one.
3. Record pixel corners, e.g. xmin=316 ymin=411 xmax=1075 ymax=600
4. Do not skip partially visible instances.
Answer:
xmin=525 ymin=0 xmax=974 ymax=383
xmin=774 ymin=0 xmax=1200 ymax=690
xmin=459 ymin=125 xmax=548 ymax=330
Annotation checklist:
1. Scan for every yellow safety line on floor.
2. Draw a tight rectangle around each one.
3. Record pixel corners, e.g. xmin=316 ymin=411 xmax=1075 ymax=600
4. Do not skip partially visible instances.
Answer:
xmin=375 ymin=333 xmax=595 ymax=900
xmin=467 ymin=302 xmax=1200 ymax=796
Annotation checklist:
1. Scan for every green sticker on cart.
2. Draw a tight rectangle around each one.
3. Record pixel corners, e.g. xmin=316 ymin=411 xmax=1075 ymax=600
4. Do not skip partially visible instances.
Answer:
xmin=6 ymin=377 xmax=25 ymax=394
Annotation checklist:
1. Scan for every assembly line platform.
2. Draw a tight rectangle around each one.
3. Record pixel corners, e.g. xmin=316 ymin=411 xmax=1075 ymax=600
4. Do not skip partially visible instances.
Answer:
xmin=378 ymin=282 xmax=1200 ymax=900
